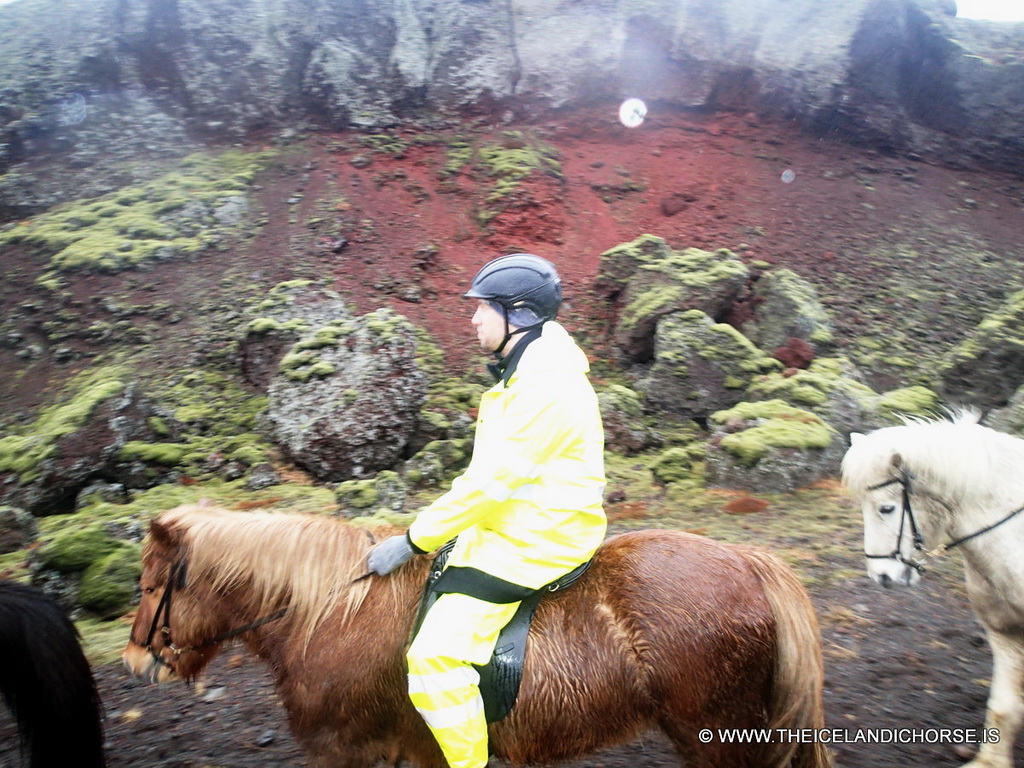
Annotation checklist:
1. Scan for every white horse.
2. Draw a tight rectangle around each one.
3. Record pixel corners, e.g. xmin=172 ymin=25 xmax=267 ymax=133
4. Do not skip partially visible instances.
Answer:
xmin=842 ymin=410 xmax=1024 ymax=768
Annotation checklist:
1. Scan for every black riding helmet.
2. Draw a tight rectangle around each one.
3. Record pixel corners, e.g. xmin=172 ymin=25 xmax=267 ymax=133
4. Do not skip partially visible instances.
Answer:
xmin=465 ymin=253 xmax=562 ymax=362
xmin=464 ymin=253 xmax=562 ymax=321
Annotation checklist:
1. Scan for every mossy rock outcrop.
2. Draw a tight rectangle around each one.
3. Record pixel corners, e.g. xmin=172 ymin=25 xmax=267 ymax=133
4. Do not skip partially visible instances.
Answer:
xmin=78 ymin=544 xmax=142 ymax=619
xmin=265 ymin=307 xmax=427 ymax=481
xmin=747 ymin=358 xmax=941 ymax=435
xmin=32 ymin=521 xmax=140 ymax=616
xmin=0 ymin=150 xmax=267 ymax=289
xmin=36 ymin=523 xmax=123 ymax=573
xmin=939 ymin=288 xmax=1024 ymax=409
xmin=705 ymin=399 xmax=843 ymax=492
xmin=873 ymin=385 xmax=942 ymax=423
xmin=240 ymin=281 xmax=354 ymax=389
xmin=598 ymin=384 xmax=654 ymax=454
xmin=597 ymin=235 xmax=749 ymax=362
xmin=0 ymin=368 xmax=168 ymax=514
xmin=402 ymin=439 xmax=473 ymax=491
xmin=335 ymin=470 xmax=408 ymax=518
xmin=749 ymin=268 xmax=836 ymax=354
xmin=650 ymin=444 xmax=706 ymax=485
xmin=984 ymin=385 xmax=1024 ymax=437
xmin=639 ymin=310 xmax=780 ymax=420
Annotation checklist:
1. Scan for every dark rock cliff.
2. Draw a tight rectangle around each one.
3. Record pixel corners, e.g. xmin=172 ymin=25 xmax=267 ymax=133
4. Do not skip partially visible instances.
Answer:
xmin=1 ymin=0 xmax=1022 ymax=217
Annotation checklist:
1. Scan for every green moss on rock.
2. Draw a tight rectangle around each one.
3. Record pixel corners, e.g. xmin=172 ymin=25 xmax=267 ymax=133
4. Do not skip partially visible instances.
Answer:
xmin=877 ymin=386 xmax=940 ymax=420
xmin=1 ymin=149 xmax=273 ymax=286
xmin=651 ymin=447 xmax=697 ymax=485
xmin=131 ymin=370 xmax=273 ymax=477
xmin=79 ymin=544 xmax=142 ymax=618
xmin=0 ymin=366 xmax=125 ymax=482
xmin=711 ymin=400 xmax=836 ymax=467
xmin=38 ymin=524 xmax=121 ymax=573
xmin=617 ymin=248 xmax=748 ymax=340
xmin=335 ymin=470 xmax=407 ymax=514
xmin=119 ymin=441 xmax=188 ymax=465
xmin=746 ymin=358 xmax=876 ymax=413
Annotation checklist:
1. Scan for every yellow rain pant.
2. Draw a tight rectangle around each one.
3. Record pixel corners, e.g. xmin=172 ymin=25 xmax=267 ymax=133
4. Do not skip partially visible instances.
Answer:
xmin=407 ymin=593 xmax=521 ymax=768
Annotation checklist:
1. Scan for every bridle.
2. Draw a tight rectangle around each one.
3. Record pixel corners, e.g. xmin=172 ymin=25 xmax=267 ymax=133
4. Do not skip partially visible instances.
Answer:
xmin=864 ymin=471 xmax=927 ymax=575
xmin=140 ymin=557 xmax=287 ymax=673
xmin=864 ymin=470 xmax=1024 ymax=574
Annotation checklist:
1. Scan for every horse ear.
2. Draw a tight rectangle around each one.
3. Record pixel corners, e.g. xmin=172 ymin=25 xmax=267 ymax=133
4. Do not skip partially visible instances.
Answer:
xmin=849 ymin=432 xmax=864 ymax=445
xmin=148 ymin=517 xmax=181 ymax=549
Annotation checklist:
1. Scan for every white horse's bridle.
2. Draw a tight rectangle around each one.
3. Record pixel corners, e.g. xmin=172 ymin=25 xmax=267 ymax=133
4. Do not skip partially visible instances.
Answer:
xmin=864 ymin=471 xmax=927 ymax=575
xmin=865 ymin=469 xmax=1024 ymax=572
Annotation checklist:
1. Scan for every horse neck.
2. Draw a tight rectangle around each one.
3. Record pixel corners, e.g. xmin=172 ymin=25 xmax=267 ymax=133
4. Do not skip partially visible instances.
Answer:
xmin=948 ymin=501 xmax=1024 ymax=585
xmin=227 ymin=550 xmax=433 ymax=668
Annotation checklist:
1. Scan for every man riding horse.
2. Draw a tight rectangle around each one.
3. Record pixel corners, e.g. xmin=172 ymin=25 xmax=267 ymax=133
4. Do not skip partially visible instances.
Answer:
xmin=368 ymin=253 xmax=607 ymax=768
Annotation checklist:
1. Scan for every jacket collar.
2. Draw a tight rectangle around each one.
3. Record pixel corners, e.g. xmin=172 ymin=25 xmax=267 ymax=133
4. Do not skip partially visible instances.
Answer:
xmin=487 ymin=326 xmax=543 ymax=387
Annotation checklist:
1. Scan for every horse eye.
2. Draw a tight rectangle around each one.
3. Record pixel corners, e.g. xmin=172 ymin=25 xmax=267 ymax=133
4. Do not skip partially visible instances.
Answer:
xmin=143 ymin=586 xmax=156 ymax=594
xmin=879 ymin=504 xmax=896 ymax=515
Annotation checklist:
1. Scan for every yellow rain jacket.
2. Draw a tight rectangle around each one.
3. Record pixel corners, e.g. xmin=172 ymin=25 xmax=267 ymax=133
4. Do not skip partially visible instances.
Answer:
xmin=408 ymin=321 xmax=607 ymax=590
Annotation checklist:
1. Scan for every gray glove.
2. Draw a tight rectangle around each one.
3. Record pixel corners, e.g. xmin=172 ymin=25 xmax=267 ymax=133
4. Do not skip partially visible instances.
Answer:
xmin=367 ymin=534 xmax=416 ymax=575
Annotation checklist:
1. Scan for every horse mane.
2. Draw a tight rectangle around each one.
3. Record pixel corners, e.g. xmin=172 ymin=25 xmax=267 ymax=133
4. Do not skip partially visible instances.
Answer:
xmin=842 ymin=409 xmax=1024 ymax=507
xmin=153 ymin=504 xmax=394 ymax=646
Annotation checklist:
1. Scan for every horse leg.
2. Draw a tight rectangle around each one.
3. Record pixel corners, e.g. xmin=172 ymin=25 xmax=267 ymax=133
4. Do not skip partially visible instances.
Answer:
xmin=963 ymin=629 xmax=1024 ymax=768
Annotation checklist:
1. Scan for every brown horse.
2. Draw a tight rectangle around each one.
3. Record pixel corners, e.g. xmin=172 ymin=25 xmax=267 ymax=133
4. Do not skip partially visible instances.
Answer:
xmin=122 ymin=504 xmax=832 ymax=768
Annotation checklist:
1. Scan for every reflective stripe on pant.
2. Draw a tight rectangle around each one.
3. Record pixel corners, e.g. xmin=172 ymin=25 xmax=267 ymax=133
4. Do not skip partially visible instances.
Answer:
xmin=407 ymin=592 xmax=521 ymax=768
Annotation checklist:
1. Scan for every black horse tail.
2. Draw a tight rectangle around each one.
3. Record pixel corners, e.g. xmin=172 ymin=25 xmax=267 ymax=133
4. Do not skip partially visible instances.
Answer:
xmin=0 ymin=579 xmax=106 ymax=767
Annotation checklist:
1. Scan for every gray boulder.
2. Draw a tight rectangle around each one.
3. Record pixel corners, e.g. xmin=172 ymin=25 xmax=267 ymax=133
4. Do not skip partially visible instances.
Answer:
xmin=598 ymin=384 xmax=654 ymax=455
xmin=597 ymin=235 xmax=749 ymax=362
xmin=749 ymin=268 xmax=836 ymax=355
xmin=0 ymin=505 xmax=37 ymax=554
xmin=638 ymin=310 xmax=780 ymax=420
xmin=705 ymin=399 xmax=845 ymax=492
xmin=264 ymin=307 xmax=427 ymax=481
xmin=939 ymin=288 xmax=1024 ymax=409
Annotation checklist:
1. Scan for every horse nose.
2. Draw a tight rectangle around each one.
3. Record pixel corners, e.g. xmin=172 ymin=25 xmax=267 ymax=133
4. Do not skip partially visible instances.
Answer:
xmin=877 ymin=573 xmax=893 ymax=588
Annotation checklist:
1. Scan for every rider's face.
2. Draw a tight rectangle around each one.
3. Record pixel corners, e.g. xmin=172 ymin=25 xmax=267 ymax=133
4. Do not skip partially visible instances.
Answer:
xmin=472 ymin=300 xmax=513 ymax=354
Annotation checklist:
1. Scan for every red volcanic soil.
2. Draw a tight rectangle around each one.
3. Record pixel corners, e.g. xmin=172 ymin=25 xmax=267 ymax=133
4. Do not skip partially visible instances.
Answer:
xmin=254 ymin=105 xmax=1024 ymax=378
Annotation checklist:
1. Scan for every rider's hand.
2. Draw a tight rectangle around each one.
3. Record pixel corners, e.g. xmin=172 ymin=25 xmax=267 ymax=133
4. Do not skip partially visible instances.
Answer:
xmin=367 ymin=534 xmax=416 ymax=575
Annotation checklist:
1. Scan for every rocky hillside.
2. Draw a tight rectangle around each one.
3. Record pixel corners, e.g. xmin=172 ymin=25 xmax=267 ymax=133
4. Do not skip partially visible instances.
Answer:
xmin=0 ymin=0 xmax=1023 ymax=619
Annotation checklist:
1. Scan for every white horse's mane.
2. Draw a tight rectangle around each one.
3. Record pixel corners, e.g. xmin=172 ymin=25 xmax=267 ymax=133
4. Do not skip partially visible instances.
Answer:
xmin=842 ymin=409 xmax=1024 ymax=507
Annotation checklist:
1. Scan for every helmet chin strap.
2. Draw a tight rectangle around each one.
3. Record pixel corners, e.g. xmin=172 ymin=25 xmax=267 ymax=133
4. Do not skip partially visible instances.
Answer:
xmin=493 ymin=305 xmax=536 ymax=359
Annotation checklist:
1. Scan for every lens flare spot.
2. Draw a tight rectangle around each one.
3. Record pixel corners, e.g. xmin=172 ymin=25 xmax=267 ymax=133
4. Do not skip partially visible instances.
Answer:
xmin=618 ymin=98 xmax=647 ymax=128
xmin=781 ymin=169 xmax=796 ymax=184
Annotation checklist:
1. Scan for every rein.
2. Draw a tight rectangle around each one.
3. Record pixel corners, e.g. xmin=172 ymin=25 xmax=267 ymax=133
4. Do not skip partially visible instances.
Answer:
xmin=865 ymin=471 xmax=1024 ymax=571
xmin=142 ymin=557 xmax=287 ymax=671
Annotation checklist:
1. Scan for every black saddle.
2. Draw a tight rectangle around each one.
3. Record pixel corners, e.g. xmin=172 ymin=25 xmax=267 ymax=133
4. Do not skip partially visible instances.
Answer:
xmin=412 ymin=540 xmax=590 ymax=723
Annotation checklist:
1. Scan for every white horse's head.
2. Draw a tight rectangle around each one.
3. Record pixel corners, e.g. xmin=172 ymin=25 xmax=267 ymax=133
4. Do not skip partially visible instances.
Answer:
xmin=844 ymin=432 xmax=933 ymax=588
